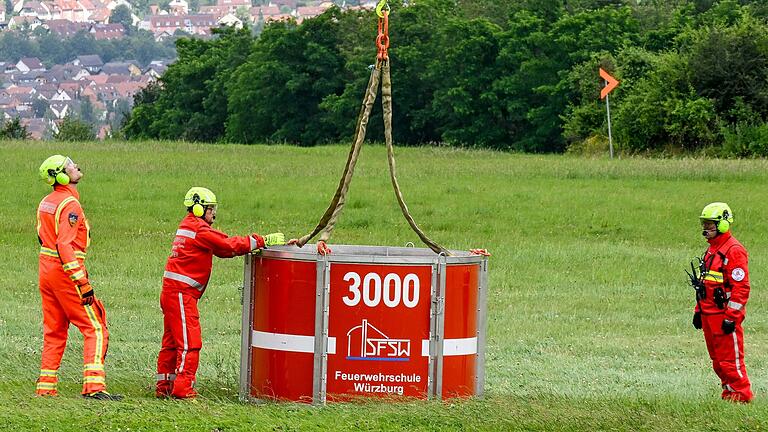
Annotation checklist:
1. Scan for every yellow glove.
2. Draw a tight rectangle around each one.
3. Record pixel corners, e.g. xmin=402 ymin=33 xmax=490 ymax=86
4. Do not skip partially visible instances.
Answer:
xmin=264 ymin=232 xmax=286 ymax=247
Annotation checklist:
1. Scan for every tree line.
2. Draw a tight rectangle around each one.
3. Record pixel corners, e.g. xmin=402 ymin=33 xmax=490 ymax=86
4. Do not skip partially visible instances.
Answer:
xmin=0 ymin=25 xmax=177 ymax=67
xmin=123 ymin=0 xmax=768 ymax=155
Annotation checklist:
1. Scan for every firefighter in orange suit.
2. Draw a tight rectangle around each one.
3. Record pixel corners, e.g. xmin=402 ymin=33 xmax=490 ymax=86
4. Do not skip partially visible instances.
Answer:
xmin=36 ymin=155 xmax=122 ymax=400
xmin=693 ymin=202 xmax=753 ymax=402
xmin=155 ymin=187 xmax=286 ymax=399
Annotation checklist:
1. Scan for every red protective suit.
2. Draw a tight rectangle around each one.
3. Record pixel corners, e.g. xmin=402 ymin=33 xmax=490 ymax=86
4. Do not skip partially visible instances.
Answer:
xmin=36 ymin=184 xmax=110 ymax=396
xmin=156 ymin=213 xmax=263 ymax=398
xmin=696 ymin=231 xmax=752 ymax=402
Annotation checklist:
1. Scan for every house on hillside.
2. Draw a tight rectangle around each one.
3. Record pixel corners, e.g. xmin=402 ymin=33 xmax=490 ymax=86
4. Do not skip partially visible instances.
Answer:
xmin=45 ymin=19 xmax=90 ymax=37
xmin=47 ymin=64 xmax=90 ymax=82
xmin=73 ymin=55 xmax=104 ymax=74
xmin=49 ymin=101 xmax=73 ymax=119
xmin=16 ymin=58 xmax=45 ymax=73
xmin=22 ymin=118 xmax=50 ymax=139
xmin=217 ymin=13 xmax=242 ymax=29
xmin=57 ymin=80 xmax=83 ymax=98
xmin=101 ymin=61 xmax=141 ymax=76
xmin=20 ymin=1 xmax=54 ymax=20
xmin=8 ymin=15 xmax=42 ymax=30
xmin=89 ymin=7 xmax=111 ymax=24
xmin=168 ymin=0 xmax=188 ymax=15
xmin=270 ymin=0 xmax=297 ymax=10
xmin=89 ymin=23 xmax=125 ymax=40
xmin=141 ymin=14 xmax=216 ymax=39
xmin=52 ymin=0 xmax=97 ymax=22
xmin=216 ymin=0 xmax=249 ymax=13
xmin=35 ymin=83 xmax=59 ymax=100
xmin=198 ymin=5 xmax=228 ymax=20
xmin=106 ymin=74 xmax=129 ymax=83
xmin=85 ymin=74 xmax=110 ymax=85
xmin=51 ymin=88 xmax=73 ymax=101
xmin=144 ymin=62 xmax=167 ymax=79
xmin=295 ymin=5 xmax=328 ymax=21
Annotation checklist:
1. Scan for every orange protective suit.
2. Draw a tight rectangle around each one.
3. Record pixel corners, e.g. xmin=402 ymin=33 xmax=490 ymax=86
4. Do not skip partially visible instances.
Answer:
xmin=696 ymin=231 xmax=753 ymax=402
xmin=156 ymin=213 xmax=262 ymax=398
xmin=36 ymin=184 xmax=110 ymax=396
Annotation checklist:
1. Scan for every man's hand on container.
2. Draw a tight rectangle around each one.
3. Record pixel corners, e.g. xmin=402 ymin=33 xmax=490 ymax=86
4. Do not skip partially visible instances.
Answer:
xmin=469 ymin=248 xmax=491 ymax=256
xmin=317 ymin=240 xmax=332 ymax=255
xmin=264 ymin=232 xmax=286 ymax=247
xmin=79 ymin=283 xmax=95 ymax=306
xmin=250 ymin=234 xmax=266 ymax=250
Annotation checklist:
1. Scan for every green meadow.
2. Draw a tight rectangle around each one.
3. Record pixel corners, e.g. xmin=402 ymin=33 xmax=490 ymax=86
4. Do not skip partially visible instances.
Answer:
xmin=2 ymin=140 xmax=768 ymax=430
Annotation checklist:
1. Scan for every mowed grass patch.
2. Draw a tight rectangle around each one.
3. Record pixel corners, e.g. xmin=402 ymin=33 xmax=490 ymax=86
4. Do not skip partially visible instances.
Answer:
xmin=3 ymin=140 xmax=768 ymax=430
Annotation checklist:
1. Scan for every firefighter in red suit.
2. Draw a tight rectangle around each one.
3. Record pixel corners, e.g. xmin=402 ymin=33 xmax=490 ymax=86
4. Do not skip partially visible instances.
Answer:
xmin=693 ymin=202 xmax=753 ymax=402
xmin=155 ymin=187 xmax=285 ymax=399
xmin=36 ymin=155 xmax=122 ymax=400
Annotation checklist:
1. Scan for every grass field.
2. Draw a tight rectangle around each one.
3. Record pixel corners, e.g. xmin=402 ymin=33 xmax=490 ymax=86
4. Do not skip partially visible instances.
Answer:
xmin=3 ymin=140 xmax=768 ymax=431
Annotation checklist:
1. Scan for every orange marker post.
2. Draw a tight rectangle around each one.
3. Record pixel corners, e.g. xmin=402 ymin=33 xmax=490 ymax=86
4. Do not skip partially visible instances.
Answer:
xmin=599 ymin=68 xmax=619 ymax=159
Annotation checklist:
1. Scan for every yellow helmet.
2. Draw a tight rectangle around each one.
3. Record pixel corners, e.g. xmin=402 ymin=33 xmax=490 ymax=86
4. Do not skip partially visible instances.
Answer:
xmin=39 ymin=155 xmax=72 ymax=186
xmin=700 ymin=202 xmax=733 ymax=233
xmin=184 ymin=187 xmax=217 ymax=217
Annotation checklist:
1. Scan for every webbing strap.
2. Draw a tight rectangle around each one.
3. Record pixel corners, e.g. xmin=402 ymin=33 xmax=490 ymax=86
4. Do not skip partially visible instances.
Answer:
xmin=296 ymin=53 xmax=448 ymax=254
xmin=382 ymin=61 xmax=448 ymax=255
xmin=296 ymin=64 xmax=382 ymax=247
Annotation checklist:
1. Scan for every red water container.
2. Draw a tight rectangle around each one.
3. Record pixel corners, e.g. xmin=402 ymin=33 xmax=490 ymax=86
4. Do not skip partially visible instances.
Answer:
xmin=239 ymin=245 xmax=488 ymax=404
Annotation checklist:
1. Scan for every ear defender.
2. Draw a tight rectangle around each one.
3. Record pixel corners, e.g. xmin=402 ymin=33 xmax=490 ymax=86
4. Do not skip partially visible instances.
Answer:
xmin=192 ymin=194 xmax=205 ymax=217
xmin=717 ymin=210 xmax=731 ymax=233
xmin=47 ymin=168 xmax=69 ymax=185
xmin=55 ymin=171 xmax=70 ymax=185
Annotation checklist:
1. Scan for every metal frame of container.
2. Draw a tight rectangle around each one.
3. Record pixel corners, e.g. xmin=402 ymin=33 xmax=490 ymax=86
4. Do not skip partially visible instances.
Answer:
xmin=239 ymin=244 xmax=488 ymax=405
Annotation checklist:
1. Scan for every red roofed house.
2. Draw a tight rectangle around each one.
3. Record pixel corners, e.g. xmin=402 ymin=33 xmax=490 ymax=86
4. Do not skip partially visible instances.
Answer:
xmin=144 ymin=14 xmax=216 ymax=38
xmin=271 ymin=0 xmax=297 ymax=9
xmin=168 ymin=0 xmax=188 ymax=15
xmin=22 ymin=118 xmax=50 ymax=139
xmin=198 ymin=5 xmax=228 ymax=20
xmin=52 ymin=0 xmax=98 ymax=22
xmin=85 ymin=74 xmax=109 ymax=84
xmin=88 ymin=7 xmax=111 ymax=24
xmin=89 ymin=23 xmax=125 ymax=39
xmin=16 ymin=58 xmax=45 ymax=72
xmin=45 ymin=19 xmax=90 ymax=37
xmin=20 ymin=1 xmax=53 ymax=20
xmin=250 ymin=5 xmax=282 ymax=22
xmin=8 ymin=15 xmax=42 ymax=30
xmin=7 ymin=86 xmax=36 ymax=96
xmin=296 ymin=5 xmax=328 ymax=20
xmin=216 ymin=0 xmax=249 ymax=13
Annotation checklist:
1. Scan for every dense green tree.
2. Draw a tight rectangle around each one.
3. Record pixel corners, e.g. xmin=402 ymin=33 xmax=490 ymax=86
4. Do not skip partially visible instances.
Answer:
xmin=0 ymin=118 xmax=30 ymax=140
xmin=427 ymin=18 xmax=505 ymax=147
xmin=226 ymin=9 xmax=348 ymax=144
xmin=686 ymin=10 xmax=768 ymax=120
xmin=110 ymin=5 xmax=135 ymax=35
xmin=32 ymin=98 xmax=50 ymax=118
xmin=121 ymin=0 xmax=768 ymax=155
xmin=80 ymin=97 xmax=97 ymax=125
xmin=122 ymin=82 xmax=162 ymax=139
xmin=125 ymin=27 xmax=254 ymax=141
xmin=55 ymin=115 xmax=96 ymax=141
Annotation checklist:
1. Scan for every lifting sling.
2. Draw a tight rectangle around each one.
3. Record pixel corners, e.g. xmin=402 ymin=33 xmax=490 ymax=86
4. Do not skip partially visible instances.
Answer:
xmin=295 ymin=1 xmax=450 ymax=255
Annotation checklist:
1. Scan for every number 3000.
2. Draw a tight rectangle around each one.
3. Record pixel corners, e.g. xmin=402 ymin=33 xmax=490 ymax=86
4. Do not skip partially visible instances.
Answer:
xmin=342 ymin=272 xmax=420 ymax=308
